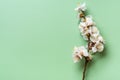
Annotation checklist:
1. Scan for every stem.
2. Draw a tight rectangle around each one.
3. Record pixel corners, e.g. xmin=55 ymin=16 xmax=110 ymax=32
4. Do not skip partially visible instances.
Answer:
xmin=82 ymin=59 xmax=89 ymax=80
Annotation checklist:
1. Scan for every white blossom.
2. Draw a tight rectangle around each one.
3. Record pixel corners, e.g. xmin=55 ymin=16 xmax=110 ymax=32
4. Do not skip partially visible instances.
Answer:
xmin=79 ymin=16 xmax=95 ymax=28
xmin=91 ymin=41 xmax=104 ymax=53
xmin=79 ymin=20 xmax=105 ymax=53
xmin=79 ymin=22 xmax=90 ymax=40
xmin=73 ymin=2 xmax=105 ymax=63
xmin=79 ymin=22 xmax=87 ymax=28
xmin=89 ymin=26 xmax=101 ymax=42
xmin=78 ymin=16 xmax=96 ymax=41
xmin=73 ymin=46 xmax=89 ymax=63
xmin=85 ymin=16 xmax=95 ymax=26
xmin=96 ymin=42 xmax=104 ymax=52
xmin=79 ymin=22 xmax=88 ymax=33
xmin=75 ymin=3 xmax=86 ymax=12
xmin=90 ymin=34 xmax=104 ymax=43
xmin=90 ymin=33 xmax=99 ymax=42
xmin=90 ymin=26 xmax=99 ymax=34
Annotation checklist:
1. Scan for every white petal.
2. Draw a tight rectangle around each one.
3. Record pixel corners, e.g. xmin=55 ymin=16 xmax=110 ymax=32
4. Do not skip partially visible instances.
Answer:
xmin=80 ymin=46 xmax=89 ymax=56
xmin=73 ymin=55 xmax=80 ymax=63
xmin=80 ymin=22 xmax=87 ymax=27
xmin=90 ymin=33 xmax=100 ymax=42
xmin=85 ymin=16 xmax=94 ymax=26
xmin=97 ymin=43 xmax=104 ymax=52
xmin=92 ymin=47 xmax=97 ymax=53
xmin=75 ymin=7 xmax=80 ymax=11
xmin=80 ymin=3 xmax=86 ymax=11
xmin=83 ymin=50 xmax=89 ymax=56
xmin=78 ymin=54 xmax=82 ymax=59
xmin=74 ymin=3 xmax=87 ymax=12
xmin=98 ymin=36 xmax=105 ymax=43
xmin=92 ymin=26 xmax=99 ymax=34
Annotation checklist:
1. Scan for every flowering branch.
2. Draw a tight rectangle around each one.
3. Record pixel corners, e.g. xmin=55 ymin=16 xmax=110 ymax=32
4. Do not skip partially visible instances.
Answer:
xmin=73 ymin=3 xmax=105 ymax=80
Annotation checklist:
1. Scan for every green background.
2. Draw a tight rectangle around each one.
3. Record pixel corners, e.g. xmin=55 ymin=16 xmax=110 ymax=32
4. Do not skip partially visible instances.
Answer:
xmin=0 ymin=0 xmax=119 ymax=80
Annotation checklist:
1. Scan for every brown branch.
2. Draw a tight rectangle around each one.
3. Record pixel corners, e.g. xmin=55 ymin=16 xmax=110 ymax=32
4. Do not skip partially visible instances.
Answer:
xmin=82 ymin=59 xmax=89 ymax=80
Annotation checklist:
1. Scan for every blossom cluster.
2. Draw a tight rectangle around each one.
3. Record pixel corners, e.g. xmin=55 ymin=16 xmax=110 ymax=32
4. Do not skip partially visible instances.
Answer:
xmin=73 ymin=3 xmax=105 ymax=63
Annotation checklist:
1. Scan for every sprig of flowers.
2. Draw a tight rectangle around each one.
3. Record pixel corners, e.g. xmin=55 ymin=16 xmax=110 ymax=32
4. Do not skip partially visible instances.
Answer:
xmin=73 ymin=3 xmax=105 ymax=80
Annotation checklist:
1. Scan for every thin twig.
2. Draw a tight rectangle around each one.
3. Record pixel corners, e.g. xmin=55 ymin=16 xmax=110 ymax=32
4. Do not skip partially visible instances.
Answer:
xmin=82 ymin=59 xmax=89 ymax=80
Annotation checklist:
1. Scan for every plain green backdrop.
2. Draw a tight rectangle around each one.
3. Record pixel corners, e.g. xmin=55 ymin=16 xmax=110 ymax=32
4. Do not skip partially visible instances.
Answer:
xmin=0 ymin=0 xmax=119 ymax=80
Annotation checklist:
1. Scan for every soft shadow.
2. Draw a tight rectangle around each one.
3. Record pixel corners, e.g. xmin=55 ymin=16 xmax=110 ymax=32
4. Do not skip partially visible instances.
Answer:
xmin=86 ymin=46 xmax=108 ymax=80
